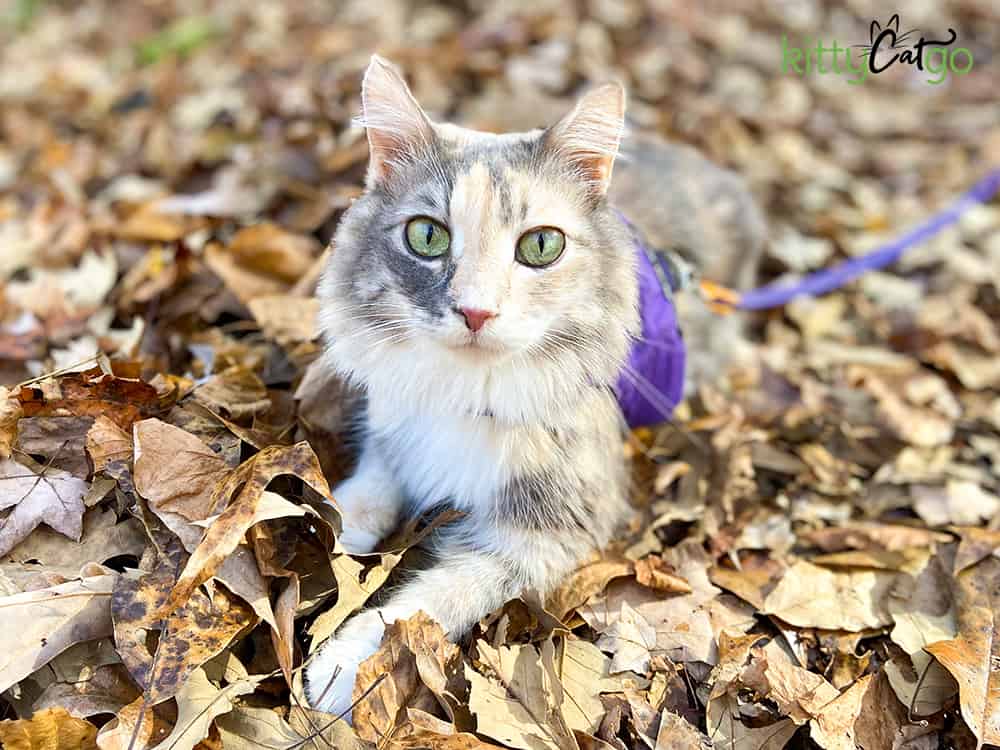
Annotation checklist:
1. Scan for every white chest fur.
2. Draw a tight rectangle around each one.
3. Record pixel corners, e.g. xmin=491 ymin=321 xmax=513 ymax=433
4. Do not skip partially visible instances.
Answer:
xmin=366 ymin=402 xmax=520 ymax=514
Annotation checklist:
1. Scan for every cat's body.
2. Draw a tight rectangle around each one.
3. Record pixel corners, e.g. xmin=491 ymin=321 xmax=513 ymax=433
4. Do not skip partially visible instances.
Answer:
xmin=304 ymin=57 xmax=765 ymax=717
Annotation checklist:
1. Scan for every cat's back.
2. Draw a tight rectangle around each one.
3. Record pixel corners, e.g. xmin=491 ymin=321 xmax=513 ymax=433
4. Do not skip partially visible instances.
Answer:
xmin=610 ymin=134 xmax=767 ymax=290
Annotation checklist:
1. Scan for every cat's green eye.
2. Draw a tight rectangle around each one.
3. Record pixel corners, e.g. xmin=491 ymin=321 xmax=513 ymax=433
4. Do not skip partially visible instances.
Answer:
xmin=405 ymin=217 xmax=451 ymax=258
xmin=516 ymin=227 xmax=565 ymax=268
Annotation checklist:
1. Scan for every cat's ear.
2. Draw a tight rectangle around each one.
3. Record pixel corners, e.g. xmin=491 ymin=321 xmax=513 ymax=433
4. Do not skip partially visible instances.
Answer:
xmin=359 ymin=55 xmax=434 ymax=186
xmin=544 ymin=83 xmax=626 ymax=196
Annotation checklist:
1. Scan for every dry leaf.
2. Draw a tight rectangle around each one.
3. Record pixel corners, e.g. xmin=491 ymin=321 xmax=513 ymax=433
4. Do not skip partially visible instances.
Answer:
xmin=925 ymin=558 xmax=1000 ymax=748
xmin=634 ymin=556 xmax=693 ymax=594
xmin=466 ymin=639 xmax=577 ymax=750
xmin=216 ymin=706 xmax=346 ymax=749
xmin=653 ymin=711 xmax=708 ymax=750
xmin=596 ymin=602 xmax=656 ymax=675
xmin=111 ymin=557 xmax=254 ymax=705
xmin=705 ymin=694 xmax=796 ymax=750
xmin=163 ymin=441 xmax=331 ymax=617
xmin=15 ymin=415 xmax=94 ymax=477
xmin=0 ymin=571 xmax=117 ymax=693
xmin=192 ymin=368 xmax=271 ymax=420
xmin=762 ymin=560 xmax=897 ymax=631
xmin=0 ymin=706 xmax=98 ymax=750
xmin=556 ymin=637 xmax=628 ymax=735
xmin=0 ymin=387 xmax=23 ymax=459
xmin=886 ymin=552 xmax=958 ymax=715
xmin=133 ymin=418 xmax=230 ymax=521
xmin=248 ymin=295 xmax=320 ymax=346
xmin=270 ymin=573 xmax=300 ymax=686
xmin=545 ymin=557 xmax=633 ymax=622
xmin=353 ymin=611 xmax=463 ymax=746
xmin=4 ymin=507 xmax=146 ymax=569
xmin=0 ymin=457 xmax=88 ymax=556
xmin=85 ymin=416 xmax=133 ymax=474
xmin=33 ymin=664 xmax=141 ymax=718
xmin=95 ymin=697 xmax=157 ymax=750
xmin=307 ymin=551 xmax=403 ymax=644
xmin=148 ymin=667 xmax=259 ymax=750
xmin=17 ymin=365 xmax=159 ymax=430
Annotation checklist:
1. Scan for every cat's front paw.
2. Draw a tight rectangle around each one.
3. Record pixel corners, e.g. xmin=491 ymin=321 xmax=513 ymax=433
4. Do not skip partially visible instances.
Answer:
xmin=305 ymin=610 xmax=386 ymax=720
xmin=337 ymin=525 xmax=382 ymax=555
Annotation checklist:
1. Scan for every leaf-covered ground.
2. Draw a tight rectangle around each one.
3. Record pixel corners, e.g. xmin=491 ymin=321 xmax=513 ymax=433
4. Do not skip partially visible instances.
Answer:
xmin=1 ymin=1 xmax=999 ymax=749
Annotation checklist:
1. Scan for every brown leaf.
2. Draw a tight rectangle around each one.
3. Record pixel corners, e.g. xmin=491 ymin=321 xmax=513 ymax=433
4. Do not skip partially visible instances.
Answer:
xmin=191 ymin=368 xmax=271 ymax=420
xmin=653 ymin=711 xmax=708 ymax=750
xmin=466 ymin=639 xmax=578 ymax=750
xmin=33 ymin=664 xmax=141 ymax=718
xmin=114 ymin=204 xmax=189 ymax=241
xmin=807 ymin=674 xmax=875 ymax=750
xmin=204 ymin=223 xmax=320 ymax=304
xmin=705 ymin=694 xmax=796 ymax=750
xmin=163 ymin=442 xmax=331 ymax=617
xmin=248 ymin=295 xmax=320 ymax=346
xmin=556 ymin=637 xmax=629 ymax=735
xmin=741 ymin=640 xmax=840 ymax=726
xmin=147 ymin=667 xmax=259 ymax=750
xmin=0 ymin=456 xmax=88 ymax=557
xmin=925 ymin=558 xmax=1000 ymax=748
xmin=762 ymin=560 xmax=897 ymax=631
xmin=3 ymin=507 xmax=146 ymax=569
xmin=307 ymin=551 xmax=403 ymax=643
xmin=133 ymin=418 xmax=230 ymax=521
xmin=0 ymin=387 xmax=23 ymax=459
xmin=270 ymin=573 xmax=299 ymax=687
xmin=15 ymin=415 xmax=94 ymax=477
xmin=94 ymin=697 xmax=158 ymax=750
xmin=17 ymin=365 xmax=160 ymax=430
xmin=226 ymin=223 xmax=320 ymax=282
xmin=545 ymin=556 xmax=633 ymax=622
xmin=111 ymin=554 xmax=255 ymax=704
xmin=217 ymin=705 xmax=357 ymax=749
xmin=0 ymin=571 xmax=117 ymax=693
xmin=353 ymin=611 xmax=463 ymax=746
xmin=0 ymin=706 xmax=98 ymax=750
xmin=886 ymin=552 xmax=958 ymax=715
xmin=634 ymin=555 xmax=693 ymax=594
xmin=395 ymin=709 xmax=504 ymax=749
xmin=86 ymin=416 xmax=133 ymax=475
xmin=953 ymin=527 xmax=1000 ymax=573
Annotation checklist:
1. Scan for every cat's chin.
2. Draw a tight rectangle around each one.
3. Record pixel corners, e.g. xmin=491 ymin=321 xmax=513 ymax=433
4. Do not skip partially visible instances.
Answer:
xmin=437 ymin=335 xmax=509 ymax=359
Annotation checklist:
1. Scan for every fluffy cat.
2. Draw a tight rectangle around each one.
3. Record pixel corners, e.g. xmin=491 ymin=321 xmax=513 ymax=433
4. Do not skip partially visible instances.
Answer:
xmin=304 ymin=55 xmax=639 ymax=717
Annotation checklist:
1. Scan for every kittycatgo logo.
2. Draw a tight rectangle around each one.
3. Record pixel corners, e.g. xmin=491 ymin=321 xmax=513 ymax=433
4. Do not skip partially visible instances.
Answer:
xmin=782 ymin=14 xmax=974 ymax=85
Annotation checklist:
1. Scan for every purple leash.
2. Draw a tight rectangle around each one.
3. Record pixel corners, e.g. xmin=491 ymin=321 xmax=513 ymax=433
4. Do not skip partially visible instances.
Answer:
xmin=737 ymin=168 xmax=1000 ymax=310
xmin=618 ymin=168 xmax=1000 ymax=427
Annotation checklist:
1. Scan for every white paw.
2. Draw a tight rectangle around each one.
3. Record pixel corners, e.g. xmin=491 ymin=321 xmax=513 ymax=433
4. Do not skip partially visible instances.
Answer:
xmin=330 ymin=473 xmax=400 ymax=554
xmin=305 ymin=610 xmax=386 ymax=721
xmin=337 ymin=525 xmax=382 ymax=555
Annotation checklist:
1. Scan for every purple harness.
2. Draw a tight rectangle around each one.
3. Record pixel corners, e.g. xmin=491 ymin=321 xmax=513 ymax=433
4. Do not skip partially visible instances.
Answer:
xmin=615 ymin=243 xmax=686 ymax=428
xmin=616 ymin=168 xmax=1000 ymax=429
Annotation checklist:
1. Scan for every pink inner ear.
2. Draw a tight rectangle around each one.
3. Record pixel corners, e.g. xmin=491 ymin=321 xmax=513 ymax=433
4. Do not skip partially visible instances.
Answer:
xmin=547 ymin=83 xmax=625 ymax=195
xmin=360 ymin=56 xmax=434 ymax=186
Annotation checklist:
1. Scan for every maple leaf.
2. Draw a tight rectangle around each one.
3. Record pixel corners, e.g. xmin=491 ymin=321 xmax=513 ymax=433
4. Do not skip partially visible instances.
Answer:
xmin=0 ymin=457 xmax=88 ymax=557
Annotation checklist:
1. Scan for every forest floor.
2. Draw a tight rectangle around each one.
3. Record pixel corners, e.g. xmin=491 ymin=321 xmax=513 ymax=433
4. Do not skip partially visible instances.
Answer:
xmin=1 ymin=1 xmax=999 ymax=748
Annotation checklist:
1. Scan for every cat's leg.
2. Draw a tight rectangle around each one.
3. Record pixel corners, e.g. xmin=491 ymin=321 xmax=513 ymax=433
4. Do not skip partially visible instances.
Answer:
xmin=305 ymin=531 xmax=575 ymax=718
xmin=333 ymin=437 xmax=404 ymax=554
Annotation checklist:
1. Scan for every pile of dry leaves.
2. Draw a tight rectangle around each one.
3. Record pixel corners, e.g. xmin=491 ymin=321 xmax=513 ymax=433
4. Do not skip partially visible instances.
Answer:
xmin=1 ymin=1 xmax=998 ymax=749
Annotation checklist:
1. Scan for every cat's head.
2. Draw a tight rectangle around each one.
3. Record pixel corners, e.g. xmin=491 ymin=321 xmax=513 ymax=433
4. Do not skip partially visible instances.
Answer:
xmin=317 ymin=55 xmax=638 ymax=424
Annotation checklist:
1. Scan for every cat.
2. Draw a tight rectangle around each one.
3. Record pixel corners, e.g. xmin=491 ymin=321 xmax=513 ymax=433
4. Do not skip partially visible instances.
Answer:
xmin=303 ymin=55 xmax=765 ymax=718
xmin=304 ymin=54 xmax=637 ymax=717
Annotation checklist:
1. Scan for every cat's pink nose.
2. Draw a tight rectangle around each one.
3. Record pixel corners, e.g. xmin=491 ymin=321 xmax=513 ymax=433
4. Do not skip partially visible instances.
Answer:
xmin=457 ymin=307 xmax=496 ymax=333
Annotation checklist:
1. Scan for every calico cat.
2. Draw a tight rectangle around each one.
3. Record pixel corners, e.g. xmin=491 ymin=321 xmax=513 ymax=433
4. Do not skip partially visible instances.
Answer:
xmin=304 ymin=55 xmax=765 ymax=717
xmin=304 ymin=55 xmax=636 ymax=716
